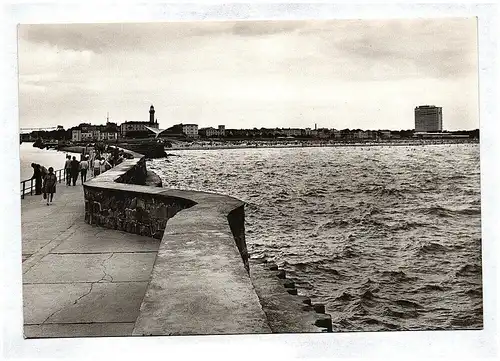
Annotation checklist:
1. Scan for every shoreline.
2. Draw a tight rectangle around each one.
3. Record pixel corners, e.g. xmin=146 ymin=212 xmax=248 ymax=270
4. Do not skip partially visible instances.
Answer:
xmin=167 ymin=139 xmax=479 ymax=151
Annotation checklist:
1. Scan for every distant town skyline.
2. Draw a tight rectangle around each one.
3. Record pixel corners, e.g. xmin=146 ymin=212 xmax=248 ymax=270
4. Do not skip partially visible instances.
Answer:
xmin=18 ymin=19 xmax=479 ymax=131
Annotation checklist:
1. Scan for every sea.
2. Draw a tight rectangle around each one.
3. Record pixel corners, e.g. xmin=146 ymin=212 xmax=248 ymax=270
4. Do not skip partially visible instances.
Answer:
xmin=19 ymin=142 xmax=79 ymax=181
xmin=149 ymin=143 xmax=482 ymax=332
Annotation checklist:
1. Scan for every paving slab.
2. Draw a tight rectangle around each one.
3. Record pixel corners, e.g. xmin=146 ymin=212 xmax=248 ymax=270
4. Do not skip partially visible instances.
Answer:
xmin=23 ymin=253 xmax=157 ymax=284
xmin=45 ymin=282 xmax=148 ymax=324
xmin=24 ymin=322 xmax=135 ymax=338
xmin=22 ymin=238 xmax=52 ymax=255
xmin=52 ymin=225 xmax=160 ymax=253
xmin=21 ymin=220 xmax=78 ymax=241
xmin=23 ymin=283 xmax=91 ymax=324
xmin=23 ymin=253 xmax=114 ymax=284
xmin=21 ymin=179 xmax=158 ymax=337
xmin=98 ymin=252 xmax=157 ymax=282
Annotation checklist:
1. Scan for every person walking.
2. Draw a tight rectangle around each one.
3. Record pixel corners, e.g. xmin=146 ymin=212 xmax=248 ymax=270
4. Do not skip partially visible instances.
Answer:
xmin=43 ymin=167 xmax=57 ymax=205
xmin=64 ymin=155 xmax=72 ymax=185
xmin=80 ymin=156 xmax=89 ymax=183
xmin=70 ymin=156 xmax=80 ymax=186
xmin=31 ymin=163 xmax=42 ymax=195
xmin=99 ymin=157 xmax=111 ymax=174
xmin=93 ymin=156 xmax=101 ymax=177
xmin=107 ymin=154 xmax=114 ymax=168
xmin=89 ymin=150 xmax=95 ymax=177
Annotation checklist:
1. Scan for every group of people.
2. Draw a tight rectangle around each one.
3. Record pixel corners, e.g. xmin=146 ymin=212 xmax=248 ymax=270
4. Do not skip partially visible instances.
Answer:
xmin=30 ymin=163 xmax=57 ymax=205
xmin=30 ymin=148 xmax=124 ymax=206
xmin=64 ymin=155 xmax=86 ymax=186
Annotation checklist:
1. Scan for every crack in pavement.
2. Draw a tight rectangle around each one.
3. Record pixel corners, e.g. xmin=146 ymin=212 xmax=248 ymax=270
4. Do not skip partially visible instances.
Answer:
xmin=40 ymin=253 xmax=115 ymax=324
xmin=40 ymin=283 xmax=93 ymax=325
xmin=100 ymin=253 xmax=115 ymax=282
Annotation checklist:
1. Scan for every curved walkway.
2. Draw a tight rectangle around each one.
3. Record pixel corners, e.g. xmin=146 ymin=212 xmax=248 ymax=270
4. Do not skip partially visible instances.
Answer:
xmin=21 ymin=183 xmax=160 ymax=338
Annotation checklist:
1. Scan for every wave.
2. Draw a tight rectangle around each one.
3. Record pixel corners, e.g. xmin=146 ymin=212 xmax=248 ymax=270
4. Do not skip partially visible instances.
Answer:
xmin=361 ymin=290 xmax=376 ymax=301
xmin=361 ymin=317 xmax=400 ymax=330
xmin=463 ymin=189 xmax=480 ymax=196
xmin=422 ymin=205 xmax=454 ymax=217
xmin=283 ymin=258 xmax=330 ymax=268
xmin=317 ymin=219 xmax=350 ymax=229
xmin=366 ymin=185 xmax=406 ymax=198
xmin=342 ymin=244 xmax=359 ymax=258
xmin=384 ymin=307 xmax=420 ymax=319
xmin=420 ymin=205 xmax=481 ymax=217
xmin=394 ymin=299 xmax=423 ymax=309
xmin=284 ymin=259 xmax=343 ymax=279
xmin=335 ymin=292 xmax=354 ymax=302
xmin=454 ymin=206 xmax=481 ymax=216
xmin=417 ymin=242 xmax=448 ymax=255
xmin=389 ymin=220 xmax=427 ymax=231
xmin=345 ymin=301 xmax=369 ymax=316
xmin=449 ymin=314 xmax=482 ymax=328
xmin=456 ymin=264 xmax=482 ymax=277
xmin=465 ymin=287 xmax=482 ymax=297
xmin=333 ymin=318 xmax=356 ymax=330
xmin=317 ymin=266 xmax=341 ymax=276
xmin=150 ymin=145 xmax=481 ymax=332
xmin=316 ymin=215 xmax=389 ymax=230
xmin=415 ymin=284 xmax=446 ymax=292
xmin=380 ymin=270 xmax=416 ymax=282
xmin=362 ymin=278 xmax=377 ymax=287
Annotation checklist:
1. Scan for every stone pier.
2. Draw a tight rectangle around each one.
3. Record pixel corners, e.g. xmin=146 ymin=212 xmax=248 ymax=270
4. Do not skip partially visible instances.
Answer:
xmin=21 ymin=148 xmax=332 ymax=337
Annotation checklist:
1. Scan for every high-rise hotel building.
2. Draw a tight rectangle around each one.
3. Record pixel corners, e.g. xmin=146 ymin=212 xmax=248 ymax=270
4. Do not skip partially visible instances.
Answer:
xmin=415 ymin=105 xmax=443 ymax=132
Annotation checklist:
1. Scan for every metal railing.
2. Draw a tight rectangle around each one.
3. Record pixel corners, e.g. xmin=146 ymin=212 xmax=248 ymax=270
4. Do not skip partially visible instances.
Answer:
xmin=20 ymin=167 xmax=98 ymax=199
xmin=20 ymin=168 xmax=64 ymax=199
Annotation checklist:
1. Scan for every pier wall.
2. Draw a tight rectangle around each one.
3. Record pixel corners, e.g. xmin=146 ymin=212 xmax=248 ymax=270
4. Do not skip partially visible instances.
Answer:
xmin=83 ymin=150 xmax=194 ymax=239
xmin=82 ymin=149 xmax=332 ymax=335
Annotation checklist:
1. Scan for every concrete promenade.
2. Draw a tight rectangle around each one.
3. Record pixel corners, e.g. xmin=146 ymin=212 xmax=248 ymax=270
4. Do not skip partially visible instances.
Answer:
xmin=21 ymin=182 xmax=161 ymax=338
xmin=21 ymin=155 xmax=332 ymax=337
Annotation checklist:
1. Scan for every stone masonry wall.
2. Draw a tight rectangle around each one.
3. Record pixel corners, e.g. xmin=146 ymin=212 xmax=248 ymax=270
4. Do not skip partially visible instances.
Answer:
xmin=84 ymin=187 xmax=195 ymax=239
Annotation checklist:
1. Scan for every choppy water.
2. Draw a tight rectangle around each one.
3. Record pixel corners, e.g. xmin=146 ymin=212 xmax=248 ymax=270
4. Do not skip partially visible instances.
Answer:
xmin=150 ymin=143 xmax=482 ymax=332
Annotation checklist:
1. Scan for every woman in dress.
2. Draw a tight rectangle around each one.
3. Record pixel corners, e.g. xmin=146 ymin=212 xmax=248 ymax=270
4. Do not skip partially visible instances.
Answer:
xmin=43 ymin=167 xmax=57 ymax=205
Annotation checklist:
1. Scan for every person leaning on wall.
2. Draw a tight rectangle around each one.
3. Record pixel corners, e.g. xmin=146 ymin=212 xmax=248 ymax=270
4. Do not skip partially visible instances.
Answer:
xmin=31 ymin=163 xmax=42 ymax=195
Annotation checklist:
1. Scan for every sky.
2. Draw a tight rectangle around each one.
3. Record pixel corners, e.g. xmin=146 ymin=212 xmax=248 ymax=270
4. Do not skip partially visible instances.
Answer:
xmin=18 ymin=18 xmax=479 ymax=131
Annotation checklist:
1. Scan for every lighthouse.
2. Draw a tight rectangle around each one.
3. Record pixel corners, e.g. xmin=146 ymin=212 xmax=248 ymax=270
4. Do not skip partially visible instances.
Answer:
xmin=149 ymin=105 xmax=155 ymax=124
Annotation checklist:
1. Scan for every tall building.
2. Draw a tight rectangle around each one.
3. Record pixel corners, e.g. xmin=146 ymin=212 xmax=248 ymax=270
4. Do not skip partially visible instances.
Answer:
xmin=415 ymin=105 xmax=443 ymax=132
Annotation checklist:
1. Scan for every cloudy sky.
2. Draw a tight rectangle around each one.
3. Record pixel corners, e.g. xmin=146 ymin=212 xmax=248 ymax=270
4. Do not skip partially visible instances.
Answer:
xmin=18 ymin=18 xmax=479 ymax=131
